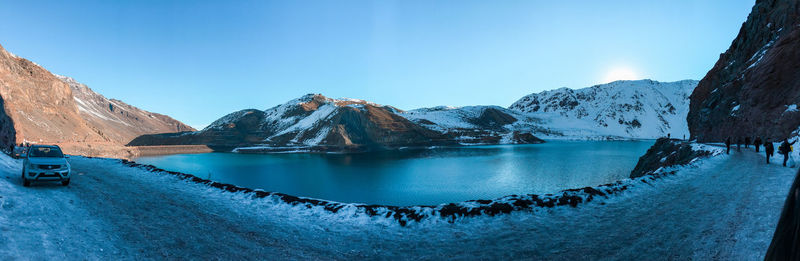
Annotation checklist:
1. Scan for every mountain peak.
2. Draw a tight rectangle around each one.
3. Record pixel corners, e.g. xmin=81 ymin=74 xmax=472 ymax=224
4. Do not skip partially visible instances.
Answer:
xmin=510 ymin=79 xmax=698 ymax=139
xmin=285 ymin=93 xmax=384 ymax=110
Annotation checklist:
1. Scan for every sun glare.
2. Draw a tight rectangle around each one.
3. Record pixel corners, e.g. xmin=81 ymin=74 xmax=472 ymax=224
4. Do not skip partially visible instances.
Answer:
xmin=603 ymin=67 xmax=639 ymax=83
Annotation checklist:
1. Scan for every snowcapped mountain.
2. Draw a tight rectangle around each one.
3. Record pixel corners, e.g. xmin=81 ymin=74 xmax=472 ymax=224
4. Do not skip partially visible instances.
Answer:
xmin=509 ymin=79 xmax=699 ymax=139
xmin=129 ymin=94 xmax=544 ymax=152
xmin=132 ymin=79 xmax=699 ymax=152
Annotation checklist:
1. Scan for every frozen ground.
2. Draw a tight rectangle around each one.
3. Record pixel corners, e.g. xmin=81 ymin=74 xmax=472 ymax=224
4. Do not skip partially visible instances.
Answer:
xmin=0 ymin=147 xmax=795 ymax=259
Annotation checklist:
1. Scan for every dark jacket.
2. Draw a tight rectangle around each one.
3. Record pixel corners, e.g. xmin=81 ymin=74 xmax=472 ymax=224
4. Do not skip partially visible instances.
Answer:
xmin=755 ymin=137 xmax=763 ymax=146
xmin=765 ymin=168 xmax=800 ymax=259
xmin=766 ymin=142 xmax=775 ymax=155
xmin=779 ymin=141 xmax=796 ymax=155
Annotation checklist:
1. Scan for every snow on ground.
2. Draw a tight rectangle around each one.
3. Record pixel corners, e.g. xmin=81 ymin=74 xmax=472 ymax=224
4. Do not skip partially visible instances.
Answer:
xmin=0 ymin=147 xmax=796 ymax=259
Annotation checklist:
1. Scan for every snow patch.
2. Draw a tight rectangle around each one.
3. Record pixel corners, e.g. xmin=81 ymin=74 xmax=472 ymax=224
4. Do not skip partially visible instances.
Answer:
xmin=746 ymin=38 xmax=777 ymax=70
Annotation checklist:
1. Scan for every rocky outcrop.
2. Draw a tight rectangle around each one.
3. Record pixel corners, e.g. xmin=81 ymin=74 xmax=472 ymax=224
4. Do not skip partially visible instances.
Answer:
xmin=688 ymin=0 xmax=800 ymax=142
xmin=0 ymin=95 xmax=15 ymax=151
xmin=0 ymin=43 xmax=193 ymax=157
xmin=511 ymin=79 xmax=698 ymax=139
xmin=130 ymin=94 xmax=545 ymax=152
xmin=629 ymin=138 xmax=712 ymax=179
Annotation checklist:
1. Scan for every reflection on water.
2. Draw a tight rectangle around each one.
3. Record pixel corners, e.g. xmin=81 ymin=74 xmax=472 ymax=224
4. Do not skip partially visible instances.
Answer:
xmin=135 ymin=141 xmax=655 ymax=206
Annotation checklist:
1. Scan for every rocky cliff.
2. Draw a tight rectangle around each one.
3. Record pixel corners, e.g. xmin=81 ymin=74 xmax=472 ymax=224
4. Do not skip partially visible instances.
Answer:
xmin=688 ymin=0 xmax=800 ymax=142
xmin=129 ymin=94 xmax=544 ymax=152
xmin=511 ymin=79 xmax=698 ymax=139
xmin=0 ymin=43 xmax=193 ymax=157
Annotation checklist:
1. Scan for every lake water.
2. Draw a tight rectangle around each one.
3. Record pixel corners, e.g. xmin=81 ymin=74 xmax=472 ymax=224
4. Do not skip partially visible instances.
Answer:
xmin=134 ymin=141 xmax=655 ymax=206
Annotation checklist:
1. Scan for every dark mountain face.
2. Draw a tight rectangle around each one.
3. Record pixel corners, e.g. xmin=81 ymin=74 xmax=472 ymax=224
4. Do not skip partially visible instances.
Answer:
xmin=688 ymin=0 xmax=800 ymax=142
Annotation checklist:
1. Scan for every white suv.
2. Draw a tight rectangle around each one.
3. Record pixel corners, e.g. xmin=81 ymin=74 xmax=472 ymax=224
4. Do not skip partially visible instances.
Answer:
xmin=22 ymin=145 xmax=71 ymax=186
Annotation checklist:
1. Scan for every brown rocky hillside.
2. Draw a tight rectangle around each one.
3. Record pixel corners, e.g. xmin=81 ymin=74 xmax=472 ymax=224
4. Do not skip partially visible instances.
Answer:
xmin=0 ymin=43 xmax=194 ymax=157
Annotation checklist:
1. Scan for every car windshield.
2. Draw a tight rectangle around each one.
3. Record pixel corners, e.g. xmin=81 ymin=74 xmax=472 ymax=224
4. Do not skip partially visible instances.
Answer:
xmin=29 ymin=147 xmax=64 ymax=158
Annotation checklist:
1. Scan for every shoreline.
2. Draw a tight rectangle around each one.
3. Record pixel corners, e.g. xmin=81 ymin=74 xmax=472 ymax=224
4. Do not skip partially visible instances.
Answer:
xmin=136 ymin=139 xmax=660 ymax=156
xmin=131 ymin=145 xmax=214 ymax=157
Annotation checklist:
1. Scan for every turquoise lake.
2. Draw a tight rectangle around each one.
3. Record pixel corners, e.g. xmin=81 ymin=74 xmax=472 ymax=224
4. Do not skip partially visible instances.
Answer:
xmin=134 ymin=140 xmax=655 ymax=206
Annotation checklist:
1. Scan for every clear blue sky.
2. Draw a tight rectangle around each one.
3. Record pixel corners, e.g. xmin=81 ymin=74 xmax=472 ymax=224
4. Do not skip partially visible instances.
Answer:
xmin=0 ymin=0 xmax=754 ymax=129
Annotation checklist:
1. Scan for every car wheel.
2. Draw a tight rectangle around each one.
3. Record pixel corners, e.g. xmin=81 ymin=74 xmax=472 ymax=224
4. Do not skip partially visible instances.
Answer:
xmin=23 ymin=178 xmax=30 ymax=187
xmin=61 ymin=179 xmax=70 ymax=186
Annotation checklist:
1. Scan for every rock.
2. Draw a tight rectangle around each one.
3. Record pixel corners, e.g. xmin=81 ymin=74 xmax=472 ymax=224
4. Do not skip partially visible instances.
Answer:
xmin=470 ymin=107 xmax=517 ymax=130
xmin=688 ymin=0 xmax=800 ymax=142
xmin=629 ymin=138 xmax=711 ymax=179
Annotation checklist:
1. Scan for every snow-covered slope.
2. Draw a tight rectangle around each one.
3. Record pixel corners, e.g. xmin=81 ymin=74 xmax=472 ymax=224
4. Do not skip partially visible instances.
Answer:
xmin=402 ymin=106 xmax=520 ymax=132
xmin=510 ymin=79 xmax=698 ymax=139
xmin=400 ymin=105 xmax=545 ymax=144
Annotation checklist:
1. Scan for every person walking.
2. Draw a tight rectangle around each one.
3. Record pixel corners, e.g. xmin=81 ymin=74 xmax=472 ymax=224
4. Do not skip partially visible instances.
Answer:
xmin=779 ymin=139 xmax=796 ymax=167
xmin=766 ymin=139 xmax=775 ymax=164
xmin=737 ymin=137 xmax=742 ymax=152
xmin=754 ymin=136 xmax=763 ymax=152
xmin=745 ymin=136 xmax=751 ymax=148
xmin=725 ymin=137 xmax=732 ymax=154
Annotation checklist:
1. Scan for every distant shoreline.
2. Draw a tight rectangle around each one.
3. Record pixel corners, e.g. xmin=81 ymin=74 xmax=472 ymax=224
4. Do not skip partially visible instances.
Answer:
xmin=131 ymin=139 xmax=663 ymax=157
xmin=132 ymin=145 xmax=213 ymax=157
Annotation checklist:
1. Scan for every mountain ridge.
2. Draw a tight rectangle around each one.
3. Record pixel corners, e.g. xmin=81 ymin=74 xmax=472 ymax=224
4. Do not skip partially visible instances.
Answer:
xmin=129 ymin=93 xmax=545 ymax=152
xmin=131 ymin=79 xmax=697 ymax=152
xmin=0 ymin=43 xmax=195 ymax=157
xmin=510 ymin=79 xmax=698 ymax=139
